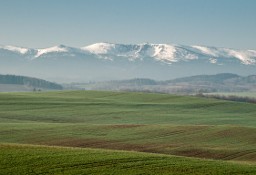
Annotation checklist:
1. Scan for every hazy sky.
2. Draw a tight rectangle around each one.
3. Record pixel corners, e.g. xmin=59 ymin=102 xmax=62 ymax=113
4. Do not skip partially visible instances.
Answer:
xmin=0 ymin=0 xmax=256 ymax=49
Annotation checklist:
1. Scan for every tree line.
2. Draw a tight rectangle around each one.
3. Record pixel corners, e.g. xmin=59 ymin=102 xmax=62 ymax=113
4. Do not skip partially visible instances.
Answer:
xmin=0 ymin=74 xmax=63 ymax=90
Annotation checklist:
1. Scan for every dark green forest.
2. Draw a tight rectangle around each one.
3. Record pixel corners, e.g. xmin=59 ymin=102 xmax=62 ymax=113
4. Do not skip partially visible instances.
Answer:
xmin=0 ymin=74 xmax=62 ymax=90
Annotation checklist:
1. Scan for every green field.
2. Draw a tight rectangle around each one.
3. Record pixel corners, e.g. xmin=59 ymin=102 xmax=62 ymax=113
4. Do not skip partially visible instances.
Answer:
xmin=1 ymin=143 xmax=256 ymax=175
xmin=0 ymin=91 xmax=256 ymax=174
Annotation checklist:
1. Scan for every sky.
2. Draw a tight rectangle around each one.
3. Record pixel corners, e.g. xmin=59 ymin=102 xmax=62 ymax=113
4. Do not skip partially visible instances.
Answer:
xmin=0 ymin=0 xmax=256 ymax=49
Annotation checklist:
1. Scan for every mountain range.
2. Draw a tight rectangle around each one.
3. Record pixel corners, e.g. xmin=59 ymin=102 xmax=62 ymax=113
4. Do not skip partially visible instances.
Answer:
xmin=0 ymin=42 xmax=256 ymax=82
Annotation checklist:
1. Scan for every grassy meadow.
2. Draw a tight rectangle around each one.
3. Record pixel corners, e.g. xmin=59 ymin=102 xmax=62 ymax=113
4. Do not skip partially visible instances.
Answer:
xmin=0 ymin=90 xmax=256 ymax=174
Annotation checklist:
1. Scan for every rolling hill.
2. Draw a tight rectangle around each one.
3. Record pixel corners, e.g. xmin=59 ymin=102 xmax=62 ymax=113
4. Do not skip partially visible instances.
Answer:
xmin=0 ymin=74 xmax=63 ymax=91
xmin=1 ymin=143 xmax=256 ymax=175
xmin=0 ymin=90 xmax=256 ymax=174
xmin=72 ymin=73 xmax=256 ymax=93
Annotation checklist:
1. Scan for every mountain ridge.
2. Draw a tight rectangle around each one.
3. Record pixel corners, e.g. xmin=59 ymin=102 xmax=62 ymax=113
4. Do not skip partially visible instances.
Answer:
xmin=1 ymin=42 xmax=256 ymax=65
xmin=1 ymin=42 xmax=256 ymax=82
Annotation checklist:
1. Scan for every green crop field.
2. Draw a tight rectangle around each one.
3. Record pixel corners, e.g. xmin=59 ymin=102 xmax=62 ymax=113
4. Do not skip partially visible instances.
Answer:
xmin=1 ymin=143 xmax=256 ymax=175
xmin=0 ymin=90 xmax=256 ymax=174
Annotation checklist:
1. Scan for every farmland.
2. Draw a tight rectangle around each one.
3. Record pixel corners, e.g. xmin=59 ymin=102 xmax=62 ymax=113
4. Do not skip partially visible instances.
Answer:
xmin=0 ymin=91 xmax=256 ymax=174
xmin=1 ymin=143 xmax=256 ymax=175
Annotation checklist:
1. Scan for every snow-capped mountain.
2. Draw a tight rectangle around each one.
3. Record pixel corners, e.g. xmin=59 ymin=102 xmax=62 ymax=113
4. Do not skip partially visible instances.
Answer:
xmin=1 ymin=42 xmax=256 ymax=64
xmin=82 ymin=42 xmax=256 ymax=65
xmin=0 ymin=42 xmax=255 ymax=82
xmin=82 ymin=43 xmax=180 ymax=62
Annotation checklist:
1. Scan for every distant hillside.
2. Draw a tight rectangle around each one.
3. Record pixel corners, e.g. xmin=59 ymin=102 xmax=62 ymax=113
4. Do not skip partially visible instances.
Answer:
xmin=69 ymin=73 xmax=256 ymax=94
xmin=0 ymin=75 xmax=63 ymax=91
xmin=67 ymin=78 xmax=158 ymax=91
xmin=165 ymin=73 xmax=241 ymax=84
xmin=163 ymin=73 xmax=256 ymax=92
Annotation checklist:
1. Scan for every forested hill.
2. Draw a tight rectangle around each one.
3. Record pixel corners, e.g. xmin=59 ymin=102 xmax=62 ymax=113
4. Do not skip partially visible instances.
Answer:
xmin=0 ymin=75 xmax=63 ymax=90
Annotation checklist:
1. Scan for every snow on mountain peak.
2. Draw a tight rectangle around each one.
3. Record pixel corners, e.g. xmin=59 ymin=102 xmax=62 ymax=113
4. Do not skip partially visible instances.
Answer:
xmin=0 ymin=42 xmax=256 ymax=65
xmin=192 ymin=45 xmax=219 ymax=57
xmin=192 ymin=45 xmax=256 ymax=65
xmin=151 ymin=44 xmax=176 ymax=61
xmin=1 ymin=45 xmax=29 ymax=54
xmin=82 ymin=42 xmax=116 ymax=54
xmin=209 ymin=58 xmax=217 ymax=64
xmin=223 ymin=48 xmax=256 ymax=65
xmin=35 ymin=45 xmax=69 ymax=57
xmin=83 ymin=42 xmax=178 ymax=62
